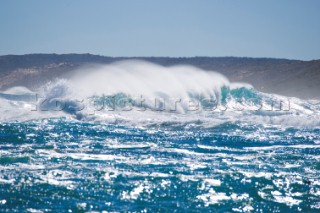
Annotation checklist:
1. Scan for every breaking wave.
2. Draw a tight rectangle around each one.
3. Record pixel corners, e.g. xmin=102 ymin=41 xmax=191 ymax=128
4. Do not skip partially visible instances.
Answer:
xmin=0 ymin=60 xmax=319 ymax=127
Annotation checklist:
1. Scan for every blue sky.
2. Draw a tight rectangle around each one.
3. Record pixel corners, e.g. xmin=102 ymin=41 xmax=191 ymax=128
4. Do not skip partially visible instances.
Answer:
xmin=0 ymin=0 xmax=319 ymax=60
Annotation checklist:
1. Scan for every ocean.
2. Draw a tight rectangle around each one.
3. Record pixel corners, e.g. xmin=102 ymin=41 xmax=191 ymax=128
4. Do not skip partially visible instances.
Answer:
xmin=0 ymin=61 xmax=319 ymax=212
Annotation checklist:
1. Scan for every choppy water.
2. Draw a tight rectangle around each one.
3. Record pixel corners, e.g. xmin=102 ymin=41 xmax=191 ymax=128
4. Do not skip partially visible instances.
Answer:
xmin=0 ymin=61 xmax=320 ymax=212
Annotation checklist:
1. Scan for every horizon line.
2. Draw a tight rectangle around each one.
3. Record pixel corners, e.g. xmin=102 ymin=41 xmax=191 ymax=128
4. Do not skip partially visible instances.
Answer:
xmin=1 ymin=53 xmax=318 ymax=62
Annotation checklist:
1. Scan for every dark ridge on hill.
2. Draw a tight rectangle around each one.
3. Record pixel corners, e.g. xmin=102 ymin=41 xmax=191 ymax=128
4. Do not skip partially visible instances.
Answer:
xmin=0 ymin=54 xmax=319 ymax=99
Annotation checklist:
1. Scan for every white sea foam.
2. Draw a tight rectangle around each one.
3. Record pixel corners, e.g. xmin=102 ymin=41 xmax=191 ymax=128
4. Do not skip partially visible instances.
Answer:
xmin=197 ymin=189 xmax=231 ymax=206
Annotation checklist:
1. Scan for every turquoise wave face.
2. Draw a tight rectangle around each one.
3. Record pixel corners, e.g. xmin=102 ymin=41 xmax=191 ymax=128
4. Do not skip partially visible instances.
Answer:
xmin=0 ymin=118 xmax=320 ymax=212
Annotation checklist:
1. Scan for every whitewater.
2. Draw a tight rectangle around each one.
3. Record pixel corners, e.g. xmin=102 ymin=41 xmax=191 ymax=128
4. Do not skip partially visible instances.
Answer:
xmin=0 ymin=61 xmax=319 ymax=212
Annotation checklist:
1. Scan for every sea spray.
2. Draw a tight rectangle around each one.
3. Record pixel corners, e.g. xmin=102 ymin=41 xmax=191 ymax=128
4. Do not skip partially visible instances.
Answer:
xmin=0 ymin=61 xmax=319 ymax=126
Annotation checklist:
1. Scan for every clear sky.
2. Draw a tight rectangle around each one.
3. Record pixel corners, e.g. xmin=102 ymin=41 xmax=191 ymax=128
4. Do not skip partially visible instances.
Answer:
xmin=0 ymin=0 xmax=319 ymax=60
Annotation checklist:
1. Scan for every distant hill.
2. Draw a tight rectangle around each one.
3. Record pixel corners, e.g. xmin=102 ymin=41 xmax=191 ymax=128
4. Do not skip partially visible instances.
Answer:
xmin=0 ymin=54 xmax=319 ymax=99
